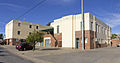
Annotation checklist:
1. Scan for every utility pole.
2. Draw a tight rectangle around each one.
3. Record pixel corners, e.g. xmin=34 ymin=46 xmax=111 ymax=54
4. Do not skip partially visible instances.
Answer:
xmin=81 ymin=0 xmax=85 ymax=50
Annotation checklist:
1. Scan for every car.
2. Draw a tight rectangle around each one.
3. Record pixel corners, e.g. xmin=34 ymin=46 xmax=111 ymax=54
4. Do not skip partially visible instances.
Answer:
xmin=0 ymin=40 xmax=6 ymax=45
xmin=16 ymin=43 xmax=33 ymax=51
xmin=0 ymin=39 xmax=3 ymax=44
xmin=117 ymin=43 xmax=120 ymax=47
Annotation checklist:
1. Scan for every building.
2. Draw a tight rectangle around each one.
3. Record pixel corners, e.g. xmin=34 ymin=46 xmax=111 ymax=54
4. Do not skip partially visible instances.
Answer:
xmin=43 ymin=13 xmax=112 ymax=50
xmin=5 ymin=20 xmax=52 ymax=45
xmin=112 ymin=34 xmax=120 ymax=47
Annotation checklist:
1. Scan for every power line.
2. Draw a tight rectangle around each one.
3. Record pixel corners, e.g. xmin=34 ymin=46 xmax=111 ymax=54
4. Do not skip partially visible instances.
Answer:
xmin=16 ymin=0 xmax=48 ymax=19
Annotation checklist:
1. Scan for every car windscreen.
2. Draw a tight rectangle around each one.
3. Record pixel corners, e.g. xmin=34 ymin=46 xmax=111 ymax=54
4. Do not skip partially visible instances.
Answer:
xmin=19 ymin=43 xmax=24 ymax=46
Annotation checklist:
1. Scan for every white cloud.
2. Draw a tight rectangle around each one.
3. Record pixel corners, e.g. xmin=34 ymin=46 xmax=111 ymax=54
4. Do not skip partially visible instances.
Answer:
xmin=0 ymin=3 xmax=25 ymax=9
xmin=90 ymin=9 xmax=120 ymax=28
xmin=105 ymin=13 xmax=120 ymax=28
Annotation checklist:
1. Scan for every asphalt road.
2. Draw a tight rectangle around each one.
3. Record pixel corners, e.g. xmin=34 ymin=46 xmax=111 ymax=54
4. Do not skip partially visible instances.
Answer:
xmin=38 ymin=47 xmax=120 ymax=63
xmin=0 ymin=46 xmax=33 ymax=63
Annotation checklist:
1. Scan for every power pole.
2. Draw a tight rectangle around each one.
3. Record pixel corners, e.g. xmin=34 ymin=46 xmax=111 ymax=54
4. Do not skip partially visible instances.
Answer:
xmin=81 ymin=0 xmax=85 ymax=50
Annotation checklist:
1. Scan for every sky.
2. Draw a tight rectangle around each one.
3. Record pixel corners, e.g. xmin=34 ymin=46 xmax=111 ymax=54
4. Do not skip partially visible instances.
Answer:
xmin=0 ymin=0 xmax=120 ymax=34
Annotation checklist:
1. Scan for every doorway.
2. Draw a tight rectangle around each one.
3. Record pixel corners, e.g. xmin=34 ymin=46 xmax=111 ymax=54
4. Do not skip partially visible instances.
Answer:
xmin=76 ymin=38 xmax=79 ymax=49
xmin=45 ymin=39 xmax=51 ymax=47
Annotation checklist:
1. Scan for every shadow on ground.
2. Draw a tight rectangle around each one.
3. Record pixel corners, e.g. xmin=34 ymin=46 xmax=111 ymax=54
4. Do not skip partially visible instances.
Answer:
xmin=0 ymin=62 xmax=4 ymax=63
xmin=0 ymin=51 xmax=4 ymax=53
xmin=0 ymin=54 xmax=8 ymax=56
xmin=41 ymin=48 xmax=61 ymax=51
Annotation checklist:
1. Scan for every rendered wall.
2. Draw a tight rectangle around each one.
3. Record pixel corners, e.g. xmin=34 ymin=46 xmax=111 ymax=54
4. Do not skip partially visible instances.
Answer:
xmin=5 ymin=20 xmax=13 ymax=39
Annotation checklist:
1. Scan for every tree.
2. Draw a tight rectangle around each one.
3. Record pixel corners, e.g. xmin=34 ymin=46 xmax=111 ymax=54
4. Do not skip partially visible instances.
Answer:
xmin=26 ymin=31 xmax=45 ymax=50
xmin=112 ymin=34 xmax=117 ymax=39
xmin=46 ymin=22 xmax=51 ymax=26
xmin=0 ymin=34 xmax=3 ymax=40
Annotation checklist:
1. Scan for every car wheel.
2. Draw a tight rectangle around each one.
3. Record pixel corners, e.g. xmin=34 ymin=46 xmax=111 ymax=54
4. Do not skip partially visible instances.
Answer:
xmin=18 ymin=49 xmax=22 ymax=51
xmin=23 ymin=48 xmax=26 ymax=51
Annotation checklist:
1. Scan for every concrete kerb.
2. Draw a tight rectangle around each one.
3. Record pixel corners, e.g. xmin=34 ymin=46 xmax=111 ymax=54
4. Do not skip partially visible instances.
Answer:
xmin=1 ymin=45 xmax=52 ymax=63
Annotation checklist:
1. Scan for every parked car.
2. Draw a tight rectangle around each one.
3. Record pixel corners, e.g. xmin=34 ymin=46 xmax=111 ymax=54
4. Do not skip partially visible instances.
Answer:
xmin=16 ymin=43 xmax=33 ymax=51
xmin=117 ymin=43 xmax=120 ymax=47
xmin=0 ymin=40 xmax=6 ymax=45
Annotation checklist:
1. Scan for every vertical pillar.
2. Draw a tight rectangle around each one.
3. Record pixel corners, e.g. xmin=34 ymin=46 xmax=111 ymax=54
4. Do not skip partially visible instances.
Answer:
xmin=39 ymin=42 xmax=41 ymax=46
xmin=44 ymin=39 xmax=46 ymax=47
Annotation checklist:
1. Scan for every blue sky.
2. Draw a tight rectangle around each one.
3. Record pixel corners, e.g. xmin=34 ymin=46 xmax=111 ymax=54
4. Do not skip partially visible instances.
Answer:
xmin=0 ymin=0 xmax=120 ymax=34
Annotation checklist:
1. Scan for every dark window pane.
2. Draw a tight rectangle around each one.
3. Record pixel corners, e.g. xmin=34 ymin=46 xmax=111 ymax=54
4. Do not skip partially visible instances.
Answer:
xmin=29 ymin=25 xmax=32 ymax=28
xmin=18 ymin=31 xmax=20 ymax=35
xmin=57 ymin=25 xmax=59 ymax=33
xmin=29 ymin=32 xmax=31 ymax=35
xmin=18 ymin=23 xmax=21 ymax=26
xmin=36 ymin=26 xmax=38 ymax=29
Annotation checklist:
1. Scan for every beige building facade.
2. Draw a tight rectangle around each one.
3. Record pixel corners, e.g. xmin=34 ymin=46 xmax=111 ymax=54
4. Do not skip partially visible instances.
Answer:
xmin=44 ymin=13 xmax=112 ymax=50
xmin=5 ymin=20 xmax=52 ymax=45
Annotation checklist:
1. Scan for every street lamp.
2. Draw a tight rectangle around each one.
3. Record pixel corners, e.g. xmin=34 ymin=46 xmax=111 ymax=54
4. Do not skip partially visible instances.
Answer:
xmin=81 ymin=0 xmax=85 ymax=50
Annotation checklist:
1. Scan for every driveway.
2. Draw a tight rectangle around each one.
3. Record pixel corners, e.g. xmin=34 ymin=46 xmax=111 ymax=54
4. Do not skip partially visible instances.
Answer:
xmin=1 ymin=45 xmax=79 ymax=63
xmin=0 ymin=46 xmax=33 ymax=63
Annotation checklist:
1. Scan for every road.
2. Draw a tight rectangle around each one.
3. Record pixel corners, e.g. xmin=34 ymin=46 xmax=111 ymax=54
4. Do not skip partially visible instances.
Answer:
xmin=0 ymin=46 xmax=33 ymax=63
xmin=1 ymin=45 xmax=120 ymax=63
xmin=37 ymin=47 xmax=120 ymax=63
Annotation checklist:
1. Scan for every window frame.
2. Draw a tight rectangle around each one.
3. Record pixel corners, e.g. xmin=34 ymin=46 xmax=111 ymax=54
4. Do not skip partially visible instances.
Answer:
xmin=91 ymin=22 xmax=93 ymax=31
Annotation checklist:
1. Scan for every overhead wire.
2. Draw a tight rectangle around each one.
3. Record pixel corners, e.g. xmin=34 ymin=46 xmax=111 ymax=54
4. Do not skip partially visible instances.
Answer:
xmin=16 ymin=0 xmax=48 ymax=19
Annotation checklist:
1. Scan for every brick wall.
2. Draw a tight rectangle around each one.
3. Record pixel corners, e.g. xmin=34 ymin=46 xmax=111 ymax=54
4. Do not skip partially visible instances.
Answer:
xmin=75 ymin=30 xmax=96 ymax=50
xmin=44 ymin=34 xmax=56 ymax=47
xmin=54 ymin=33 xmax=62 ymax=47
xmin=44 ymin=33 xmax=62 ymax=47
xmin=5 ymin=38 xmax=25 ymax=45
xmin=112 ymin=39 xmax=120 ymax=47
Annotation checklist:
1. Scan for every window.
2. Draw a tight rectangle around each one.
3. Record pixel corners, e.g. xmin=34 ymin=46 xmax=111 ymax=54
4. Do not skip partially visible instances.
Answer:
xmin=96 ymin=23 xmax=97 ymax=32
xmin=106 ymin=30 xmax=107 ymax=35
xmin=57 ymin=25 xmax=59 ymax=33
xmin=29 ymin=25 xmax=32 ymax=28
xmin=91 ymin=22 xmax=93 ymax=31
xmin=104 ymin=28 xmax=106 ymax=34
xmin=15 ymin=39 xmax=19 ymax=42
xmin=18 ymin=23 xmax=21 ymax=26
xmin=18 ymin=31 xmax=20 ymax=35
xmin=99 ymin=25 xmax=100 ymax=33
xmin=76 ymin=38 xmax=79 ymax=48
xmin=36 ymin=26 xmax=38 ymax=29
xmin=80 ymin=22 xmax=82 ymax=30
xmin=102 ymin=27 xmax=104 ymax=34
xmin=85 ymin=38 xmax=87 ymax=43
xmin=98 ymin=25 xmax=99 ymax=33
xmin=29 ymin=32 xmax=31 ymax=35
